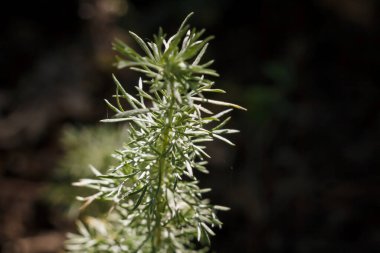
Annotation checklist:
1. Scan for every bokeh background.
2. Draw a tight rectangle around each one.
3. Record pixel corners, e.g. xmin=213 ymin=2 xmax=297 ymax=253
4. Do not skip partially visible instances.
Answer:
xmin=0 ymin=0 xmax=379 ymax=252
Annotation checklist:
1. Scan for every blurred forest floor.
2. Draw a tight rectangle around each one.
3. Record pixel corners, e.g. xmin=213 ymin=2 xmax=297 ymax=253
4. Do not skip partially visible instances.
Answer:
xmin=0 ymin=0 xmax=379 ymax=252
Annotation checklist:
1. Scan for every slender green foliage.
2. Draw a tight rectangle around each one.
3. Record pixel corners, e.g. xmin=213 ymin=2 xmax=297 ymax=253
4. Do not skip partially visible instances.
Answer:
xmin=66 ymin=13 xmax=245 ymax=252
xmin=45 ymin=125 xmax=127 ymax=219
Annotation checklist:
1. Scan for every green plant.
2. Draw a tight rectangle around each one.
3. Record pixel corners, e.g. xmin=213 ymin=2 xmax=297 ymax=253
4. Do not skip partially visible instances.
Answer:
xmin=66 ymin=13 xmax=245 ymax=252
xmin=44 ymin=124 xmax=127 ymax=219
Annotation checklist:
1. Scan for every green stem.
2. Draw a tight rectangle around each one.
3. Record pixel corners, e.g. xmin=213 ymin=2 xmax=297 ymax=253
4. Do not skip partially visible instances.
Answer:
xmin=152 ymin=93 xmax=175 ymax=251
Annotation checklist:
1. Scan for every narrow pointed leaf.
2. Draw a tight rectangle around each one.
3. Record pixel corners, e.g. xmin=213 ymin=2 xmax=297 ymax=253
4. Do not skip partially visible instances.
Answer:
xmin=129 ymin=31 xmax=155 ymax=60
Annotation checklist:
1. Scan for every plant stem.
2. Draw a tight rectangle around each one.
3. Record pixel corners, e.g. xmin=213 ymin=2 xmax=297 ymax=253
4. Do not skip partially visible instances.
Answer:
xmin=153 ymin=93 xmax=175 ymax=251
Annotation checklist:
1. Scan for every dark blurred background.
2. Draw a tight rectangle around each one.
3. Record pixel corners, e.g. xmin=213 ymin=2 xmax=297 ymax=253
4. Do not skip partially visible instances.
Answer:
xmin=0 ymin=0 xmax=379 ymax=252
